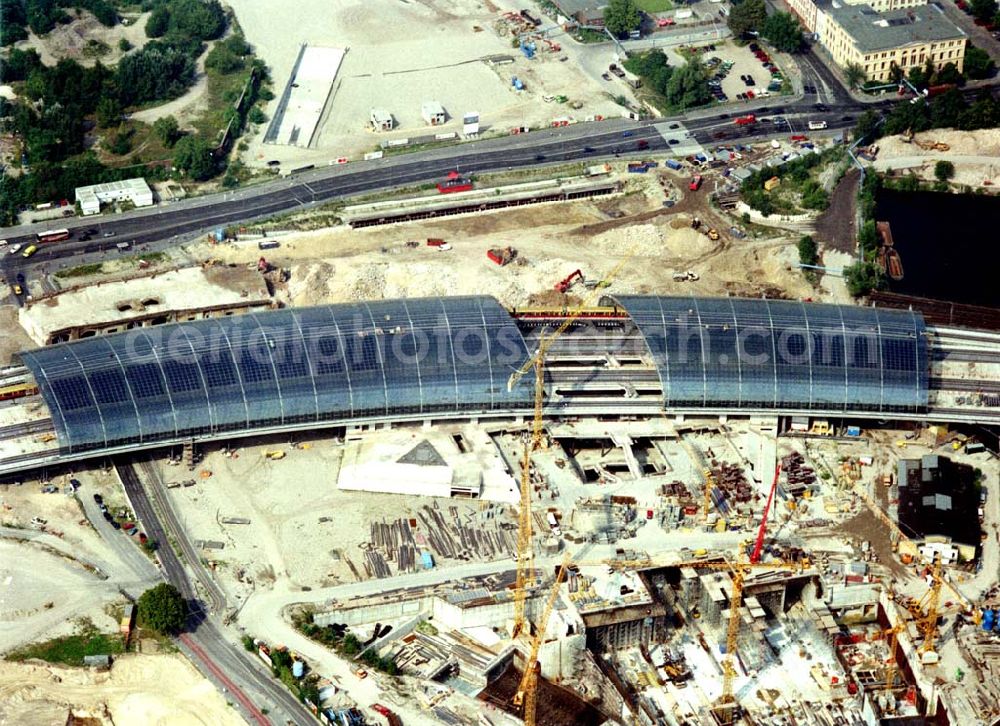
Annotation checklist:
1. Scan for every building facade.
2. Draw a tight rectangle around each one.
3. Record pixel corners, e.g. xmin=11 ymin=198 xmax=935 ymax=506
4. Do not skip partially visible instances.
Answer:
xmin=819 ymin=4 xmax=966 ymax=82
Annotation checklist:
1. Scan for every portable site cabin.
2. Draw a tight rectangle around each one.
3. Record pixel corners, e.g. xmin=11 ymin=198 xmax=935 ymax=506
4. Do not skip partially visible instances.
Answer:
xmin=369 ymin=108 xmax=394 ymax=132
xmin=421 ymin=101 xmax=447 ymax=126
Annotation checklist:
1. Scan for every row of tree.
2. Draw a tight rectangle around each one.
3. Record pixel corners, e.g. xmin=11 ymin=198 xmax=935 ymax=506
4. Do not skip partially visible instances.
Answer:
xmin=853 ymin=87 xmax=1000 ymax=141
xmin=728 ymin=0 xmax=805 ymax=52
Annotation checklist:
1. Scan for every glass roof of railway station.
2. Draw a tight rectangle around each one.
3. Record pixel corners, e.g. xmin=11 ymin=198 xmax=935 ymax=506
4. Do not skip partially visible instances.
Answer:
xmin=606 ymin=295 xmax=929 ymax=413
xmin=19 ymin=297 xmax=535 ymax=454
xmin=17 ymin=295 xmax=931 ymax=455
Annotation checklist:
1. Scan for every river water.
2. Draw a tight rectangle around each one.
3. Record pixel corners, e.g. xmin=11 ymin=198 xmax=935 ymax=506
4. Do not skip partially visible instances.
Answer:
xmin=875 ymin=188 xmax=1000 ymax=308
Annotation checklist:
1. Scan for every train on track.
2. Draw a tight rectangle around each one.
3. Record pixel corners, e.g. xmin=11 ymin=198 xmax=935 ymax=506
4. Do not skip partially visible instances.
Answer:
xmin=0 ymin=382 xmax=39 ymax=402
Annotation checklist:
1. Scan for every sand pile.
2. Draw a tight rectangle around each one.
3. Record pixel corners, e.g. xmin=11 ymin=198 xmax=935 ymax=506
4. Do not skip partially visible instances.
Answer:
xmin=0 ymin=655 xmax=245 ymax=726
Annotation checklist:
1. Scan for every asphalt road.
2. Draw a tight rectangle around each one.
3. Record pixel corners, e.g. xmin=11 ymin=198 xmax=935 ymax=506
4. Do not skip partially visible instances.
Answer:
xmin=1 ymin=80 xmax=997 ymax=296
xmin=116 ymin=460 xmax=315 ymax=726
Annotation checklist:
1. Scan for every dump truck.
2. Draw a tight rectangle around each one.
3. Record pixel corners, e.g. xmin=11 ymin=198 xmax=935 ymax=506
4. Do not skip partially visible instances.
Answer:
xmin=487 ymin=246 xmax=517 ymax=266
xmin=689 ymin=175 xmax=703 ymax=191
xmin=734 ymin=114 xmax=757 ymax=126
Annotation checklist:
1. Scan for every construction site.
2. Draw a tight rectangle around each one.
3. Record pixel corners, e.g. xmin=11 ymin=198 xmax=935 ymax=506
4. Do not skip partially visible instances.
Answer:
xmin=1 ymin=137 xmax=999 ymax=726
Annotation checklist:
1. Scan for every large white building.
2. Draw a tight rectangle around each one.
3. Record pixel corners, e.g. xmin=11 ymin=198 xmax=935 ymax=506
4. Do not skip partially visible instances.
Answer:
xmin=74 ymin=178 xmax=153 ymax=216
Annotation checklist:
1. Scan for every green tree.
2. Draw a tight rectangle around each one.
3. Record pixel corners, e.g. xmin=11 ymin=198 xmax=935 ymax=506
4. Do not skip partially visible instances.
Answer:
xmin=934 ymin=160 xmax=955 ymax=182
xmin=95 ymin=96 xmax=121 ymax=128
xmin=153 ymin=115 xmax=180 ymax=146
xmin=603 ymin=0 xmax=641 ymax=37
xmin=118 ymin=37 xmax=132 ymax=52
xmin=137 ymin=583 xmax=187 ymax=634
xmin=853 ymin=109 xmax=881 ymax=141
xmin=761 ymin=11 xmax=803 ymax=52
xmin=964 ymin=46 xmax=996 ymax=80
xmin=797 ymin=235 xmax=818 ymax=266
xmin=665 ymin=58 xmax=711 ymax=110
xmin=173 ymin=135 xmax=216 ymax=180
xmin=934 ymin=62 xmax=962 ymax=85
xmin=970 ymin=0 xmax=997 ymax=21
xmin=845 ymin=62 xmax=867 ymax=90
xmin=958 ymin=92 xmax=1000 ymax=129
xmin=248 ymin=106 xmax=266 ymax=124
xmin=727 ymin=0 xmax=766 ymax=38
xmin=145 ymin=6 xmax=170 ymax=37
xmin=929 ymin=87 xmax=965 ymax=128
xmin=857 ymin=219 xmax=879 ymax=254
xmin=170 ymin=0 xmax=226 ymax=40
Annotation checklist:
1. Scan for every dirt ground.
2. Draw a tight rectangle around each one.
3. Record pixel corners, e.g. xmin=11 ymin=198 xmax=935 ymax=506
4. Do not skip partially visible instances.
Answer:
xmin=15 ymin=10 xmax=151 ymax=68
xmin=814 ymin=167 xmax=860 ymax=254
xmin=227 ymin=0 xmax=623 ymax=165
xmin=0 ymin=654 xmax=247 ymax=726
xmin=194 ymin=168 xmax=819 ymax=308
xmin=158 ymin=438 xmax=515 ymax=597
xmin=0 ymin=305 xmax=38 ymax=365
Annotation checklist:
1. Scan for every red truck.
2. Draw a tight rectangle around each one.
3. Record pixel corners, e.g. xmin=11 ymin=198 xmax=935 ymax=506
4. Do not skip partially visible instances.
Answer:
xmin=689 ymin=175 xmax=703 ymax=191
xmin=734 ymin=114 xmax=757 ymax=126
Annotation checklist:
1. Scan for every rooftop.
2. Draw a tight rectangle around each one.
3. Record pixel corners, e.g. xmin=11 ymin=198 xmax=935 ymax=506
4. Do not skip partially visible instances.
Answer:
xmin=828 ymin=3 xmax=966 ymax=52
xmin=896 ymin=455 xmax=980 ymax=546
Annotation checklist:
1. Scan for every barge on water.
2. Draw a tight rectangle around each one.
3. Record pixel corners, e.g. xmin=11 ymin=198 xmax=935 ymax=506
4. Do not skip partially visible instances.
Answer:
xmin=876 ymin=220 xmax=904 ymax=281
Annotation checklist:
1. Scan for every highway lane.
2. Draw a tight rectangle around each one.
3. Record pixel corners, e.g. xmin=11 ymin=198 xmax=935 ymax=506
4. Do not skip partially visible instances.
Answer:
xmin=117 ymin=461 xmax=314 ymax=726
xmin=2 ymin=82 xmax=996 ymax=284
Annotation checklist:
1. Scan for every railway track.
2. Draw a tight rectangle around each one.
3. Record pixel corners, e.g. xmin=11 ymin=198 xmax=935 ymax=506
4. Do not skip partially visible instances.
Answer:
xmin=0 ymin=418 xmax=55 ymax=439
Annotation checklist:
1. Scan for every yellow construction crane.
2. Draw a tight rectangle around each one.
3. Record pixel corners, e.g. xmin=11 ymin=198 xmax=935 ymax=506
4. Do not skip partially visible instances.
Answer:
xmin=852 ymin=482 xmax=981 ymax=650
xmin=670 ymin=556 xmax=812 ymax=722
xmin=506 ymin=255 xmax=633 ymax=638
xmin=677 ymin=434 xmax=715 ymax=521
xmin=513 ymin=555 xmax=570 ymax=726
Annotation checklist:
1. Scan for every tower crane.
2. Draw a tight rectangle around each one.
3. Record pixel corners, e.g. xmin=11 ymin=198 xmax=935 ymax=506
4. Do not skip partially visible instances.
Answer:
xmin=851 ymin=482 xmax=981 ymax=655
xmin=506 ymin=256 xmax=633 ymax=638
xmin=677 ymin=435 xmax=716 ymax=521
xmin=513 ymin=555 xmax=570 ymax=726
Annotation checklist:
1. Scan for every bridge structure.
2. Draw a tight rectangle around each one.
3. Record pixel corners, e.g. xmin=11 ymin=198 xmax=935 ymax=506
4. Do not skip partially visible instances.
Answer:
xmin=0 ymin=295 xmax=997 ymax=477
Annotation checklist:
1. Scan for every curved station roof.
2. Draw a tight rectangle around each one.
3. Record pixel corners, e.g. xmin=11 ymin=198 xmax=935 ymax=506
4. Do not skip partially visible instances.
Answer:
xmin=17 ymin=295 xmax=930 ymax=457
xmin=20 ymin=297 xmax=534 ymax=454
xmin=608 ymin=295 xmax=929 ymax=413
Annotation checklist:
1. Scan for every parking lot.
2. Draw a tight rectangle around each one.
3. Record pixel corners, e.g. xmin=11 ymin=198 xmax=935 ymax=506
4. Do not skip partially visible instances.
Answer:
xmin=700 ymin=41 xmax=786 ymax=106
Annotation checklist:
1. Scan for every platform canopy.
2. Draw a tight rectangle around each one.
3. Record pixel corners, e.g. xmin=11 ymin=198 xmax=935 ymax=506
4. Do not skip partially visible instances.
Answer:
xmin=606 ymin=295 xmax=928 ymax=413
xmin=20 ymin=296 xmax=534 ymax=453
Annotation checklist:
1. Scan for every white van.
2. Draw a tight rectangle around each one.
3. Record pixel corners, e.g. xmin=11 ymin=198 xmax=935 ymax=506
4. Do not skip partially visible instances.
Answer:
xmin=808 ymin=120 xmax=828 ymax=130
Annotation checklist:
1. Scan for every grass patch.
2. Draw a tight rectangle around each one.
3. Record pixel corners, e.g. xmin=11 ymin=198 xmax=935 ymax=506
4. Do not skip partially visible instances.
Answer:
xmin=190 ymin=60 xmax=252 ymax=144
xmin=635 ymin=0 xmax=673 ymax=11
xmin=8 ymin=628 xmax=124 ymax=667
xmin=56 ymin=262 xmax=104 ymax=278
xmin=128 ymin=252 xmax=168 ymax=265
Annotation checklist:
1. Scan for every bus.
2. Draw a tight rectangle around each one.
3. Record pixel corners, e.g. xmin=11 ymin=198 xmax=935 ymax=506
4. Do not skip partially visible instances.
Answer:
xmin=37 ymin=228 xmax=70 ymax=243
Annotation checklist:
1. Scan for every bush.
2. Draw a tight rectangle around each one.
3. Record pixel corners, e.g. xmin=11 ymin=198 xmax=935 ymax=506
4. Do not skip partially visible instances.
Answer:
xmin=797 ymin=235 xmax=818 ymax=267
xmin=248 ymin=106 xmax=266 ymax=124
xmin=137 ymin=583 xmax=187 ymax=635
xmin=934 ymin=160 xmax=955 ymax=182
xmin=118 ymin=38 xmax=132 ymax=52
xmin=844 ymin=260 xmax=884 ymax=297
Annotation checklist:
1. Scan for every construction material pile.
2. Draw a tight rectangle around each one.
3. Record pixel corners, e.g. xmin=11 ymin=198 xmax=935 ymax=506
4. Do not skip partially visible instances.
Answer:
xmin=709 ymin=461 xmax=754 ymax=513
xmin=781 ymin=451 xmax=817 ymax=498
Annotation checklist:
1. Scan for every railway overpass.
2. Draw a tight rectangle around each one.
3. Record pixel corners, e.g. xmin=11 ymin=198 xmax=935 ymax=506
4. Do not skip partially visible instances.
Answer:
xmin=0 ymin=295 xmax=997 ymax=478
